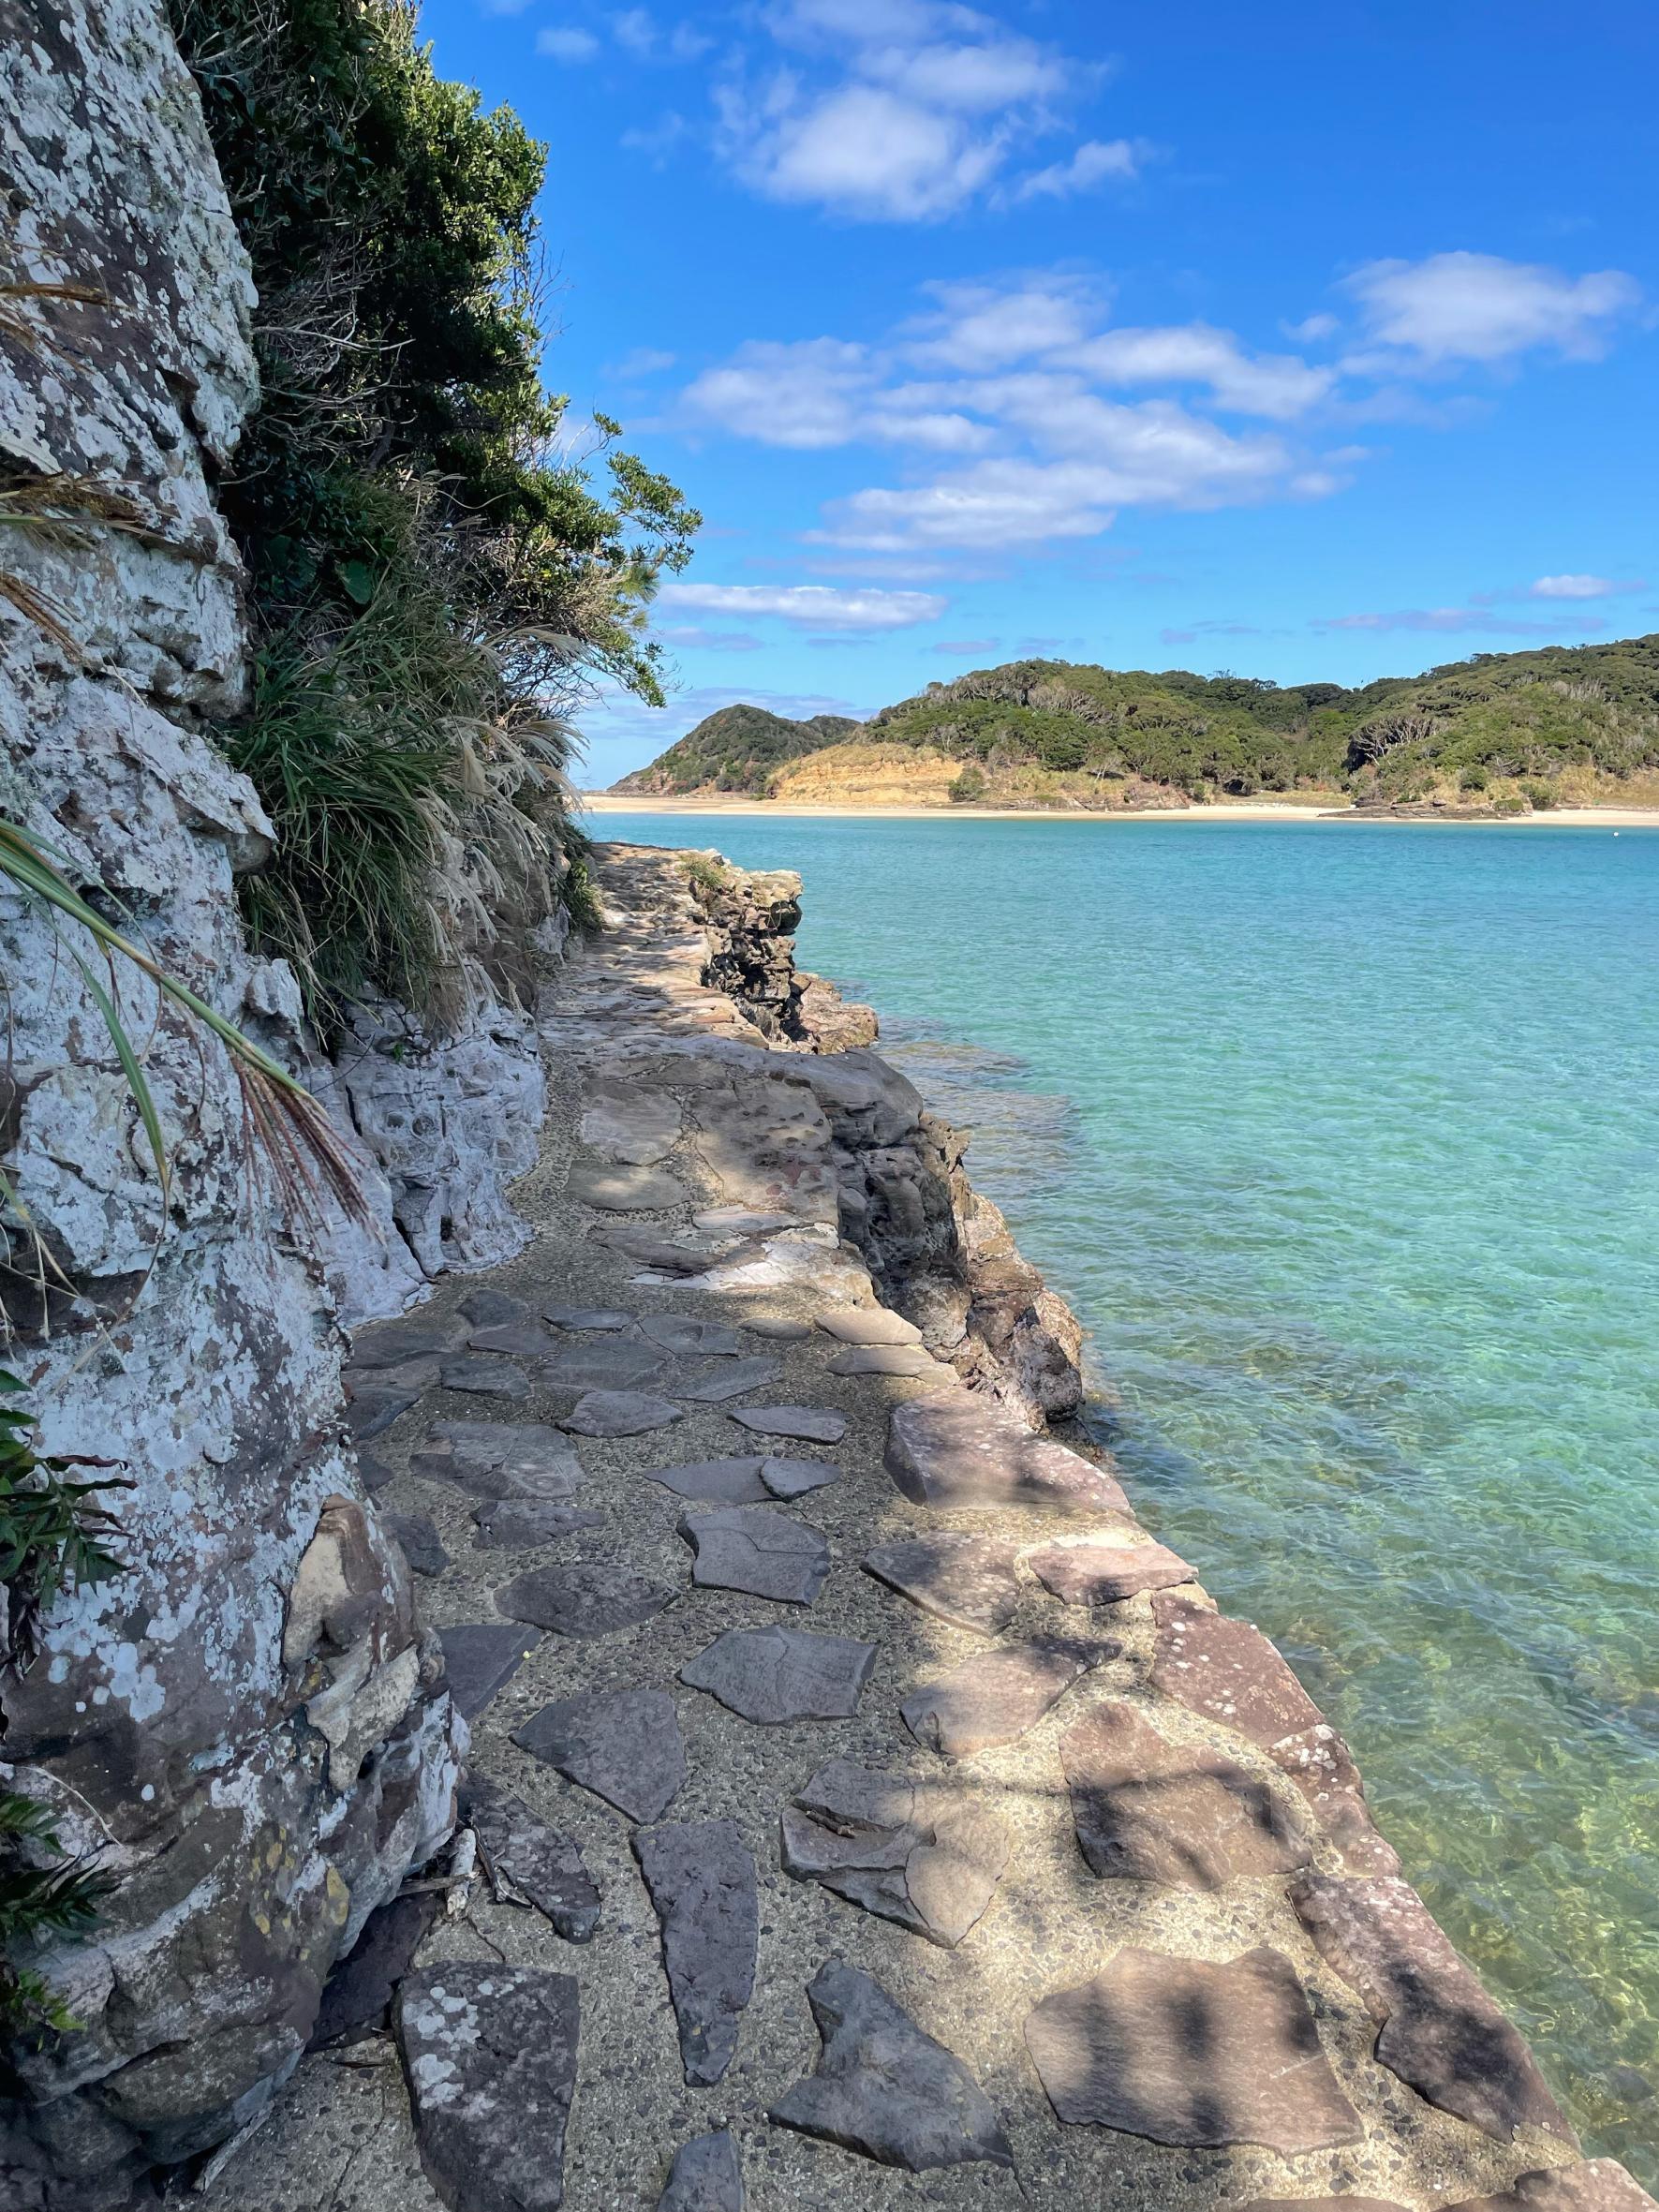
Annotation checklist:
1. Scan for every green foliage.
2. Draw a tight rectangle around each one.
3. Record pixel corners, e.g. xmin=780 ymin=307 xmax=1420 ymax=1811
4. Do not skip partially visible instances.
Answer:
xmin=629 ymin=638 xmax=1659 ymax=805
xmin=615 ymin=705 xmax=860 ymax=795
xmin=949 ymin=765 xmax=988 ymax=804
xmin=169 ymin=0 xmax=701 ymax=1017
xmin=0 ymin=1790 xmax=114 ymax=2037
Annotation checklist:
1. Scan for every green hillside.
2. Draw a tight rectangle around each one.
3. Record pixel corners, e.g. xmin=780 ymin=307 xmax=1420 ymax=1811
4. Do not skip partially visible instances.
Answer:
xmin=616 ymin=635 xmax=1659 ymax=810
xmin=611 ymin=704 xmax=862 ymax=794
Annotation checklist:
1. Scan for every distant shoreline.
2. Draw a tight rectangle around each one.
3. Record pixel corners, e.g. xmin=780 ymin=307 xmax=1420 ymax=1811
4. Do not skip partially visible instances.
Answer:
xmin=579 ymin=793 xmax=1659 ymax=827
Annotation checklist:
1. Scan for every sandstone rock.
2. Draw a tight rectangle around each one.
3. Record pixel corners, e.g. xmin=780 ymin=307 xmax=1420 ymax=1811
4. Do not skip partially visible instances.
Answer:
xmin=496 ymin=1561 xmax=679 ymax=1639
xmin=746 ymin=1316 xmax=814 ymax=1341
xmin=681 ymin=1626 xmax=878 ymax=1722
xmin=679 ymin=1507 xmax=831 ymax=1604
xmin=514 ymin=1688 xmax=688 ymax=1821
xmin=594 ymin=1225 xmax=743 ymax=1275
xmin=901 ymin=1637 xmax=1111 ymax=1757
xmin=462 ymin=1288 xmax=532 ymax=1328
xmin=1149 ymin=1592 xmax=1326 ymax=1743
xmin=473 ymin=1502 xmax=606 ymax=1549
xmin=346 ymin=1379 xmax=426 ymax=1440
xmin=780 ymin=1759 xmax=1011 ymax=1947
xmin=562 ymin=1390 xmax=685 ymax=1437
xmin=1241 ymin=2199 xmax=1406 ymax=2210
xmin=730 ymin=1404 xmax=847 ymax=1444
xmin=657 ymin=2130 xmax=745 ymax=2212
xmin=579 ymin=1078 xmax=682 ymax=1165
xmin=349 ymin=1316 xmax=467 ymax=1368
xmin=308 ymin=1892 xmax=439 ymax=2048
xmin=826 ymin=1344 xmax=939 ymax=1376
xmin=648 ymin=1457 xmax=775 ymax=1505
xmin=1269 ymin=1723 xmax=1401 ymax=1878
xmin=1060 ymin=1703 xmax=1309 ymax=1888
xmin=469 ymin=1320 xmax=559 ymax=1358
xmin=568 ymin=1162 xmax=685 ymax=1210
xmin=464 ymin=1774 xmax=600 ymax=1942
xmin=674 ymin=1356 xmax=786 ymax=1403
xmin=1024 ymin=1946 xmax=1362 ymax=2152
xmin=643 ymin=1314 xmax=746 ymax=1357
xmin=886 ymin=1393 xmax=1131 ymax=1518
xmin=771 ymin=1963 xmax=1012 ymax=2170
xmin=395 ymin=1963 xmax=579 ymax=2212
xmin=440 ymin=1356 xmax=530 ymax=1399
xmin=1290 ymin=1873 xmax=1573 ymax=2143
xmin=761 ymin=1456 xmax=843 ymax=1499
xmin=411 ymin=1419 xmax=583 ymax=1501
xmin=634 ymin=1821 xmax=759 ymax=2086
xmin=542 ymin=1304 xmax=634 ymax=1330
xmin=1446 ymin=2165 xmax=1659 ymax=2212
xmin=816 ymin=1308 xmax=924 ymax=1347
xmin=862 ymin=1534 xmax=1021 ymax=1635
xmin=541 ymin=1340 xmax=673 ymax=1392
xmin=437 ymin=1623 xmax=544 ymax=1721
xmin=380 ymin=1509 xmax=451 ymax=1579
xmin=1026 ymin=1537 xmax=1194 ymax=1606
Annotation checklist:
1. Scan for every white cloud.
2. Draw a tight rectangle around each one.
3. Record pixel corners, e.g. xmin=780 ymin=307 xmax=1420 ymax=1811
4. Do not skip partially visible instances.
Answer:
xmin=611 ymin=10 xmax=712 ymax=61
xmin=680 ymin=338 xmax=993 ymax=451
xmin=862 ymin=36 xmax=1069 ymax=114
xmin=538 ymin=25 xmax=601 ymax=61
xmin=1062 ymin=323 xmax=1335 ymax=419
xmin=658 ymin=581 xmax=948 ymax=629
xmin=1015 ymin=139 xmax=1146 ymax=201
xmin=611 ymin=346 xmax=678 ymax=378
xmin=903 ymin=276 xmax=1103 ymax=370
xmin=1343 ymin=251 xmax=1642 ymax=367
xmin=1529 ymin=573 xmax=1620 ymax=599
xmin=1284 ymin=312 xmax=1340 ymax=343
xmin=1313 ymin=605 xmax=1605 ymax=637
xmin=729 ymin=82 xmax=1007 ymax=221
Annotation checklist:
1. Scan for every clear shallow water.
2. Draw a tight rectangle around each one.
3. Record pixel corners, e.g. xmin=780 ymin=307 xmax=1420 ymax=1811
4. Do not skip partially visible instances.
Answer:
xmin=600 ymin=811 xmax=1659 ymax=2174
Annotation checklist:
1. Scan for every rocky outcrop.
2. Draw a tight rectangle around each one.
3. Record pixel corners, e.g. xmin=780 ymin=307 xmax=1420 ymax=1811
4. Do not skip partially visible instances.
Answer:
xmin=0 ymin=7 xmax=463 ymax=2204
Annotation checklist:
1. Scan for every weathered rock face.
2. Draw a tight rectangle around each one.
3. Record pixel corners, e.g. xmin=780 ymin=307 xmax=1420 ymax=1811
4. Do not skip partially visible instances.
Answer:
xmin=0 ymin=7 xmax=461 ymax=2202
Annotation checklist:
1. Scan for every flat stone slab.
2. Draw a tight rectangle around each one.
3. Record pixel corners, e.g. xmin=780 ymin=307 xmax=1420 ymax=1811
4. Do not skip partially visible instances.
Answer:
xmin=771 ymin=1961 xmax=1012 ymax=2172
xmin=562 ymin=1389 xmax=684 ymax=1437
xmin=1268 ymin=1720 xmax=1401 ymax=1878
xmin=680 ymin=1507 xmax=830 ymax=1605
xmin=596 ymin=1226 xmax=738 ymax=1275
xmin=648 ymin=1457 xmax=774 ymax=1506
xmin=473 ymin=1501 xmax=606 ymax=1549
xmin=657 ymin=2130 xmax=745 ymax=2212
xmin=673 ymin=1356 xmax=785 ymax=1404
xmin=746 ymin=1315 xmax=813 ymax=1342
xmin=580 ymin=1079 xmax=682 ymax=1165
xmin=863 ymin=1534 xmax=1021 ymax=1636
xmin=695 ymin=1209 xmax=798 ymax=1239
xmin=634 ymin=1820 xmax=759 ymax=2086
xmin=411 ymin=1419 xmax=583 ymax=1501
xmin=348 ymin=1315 xmax=467 ymax=1368
xmin=1447 ymin=2167 xmax=1659 ymax=2212
xmin=642 ymin=1314 xmax=745 ymax=1357
xmin=1024 ymin=1946 xmax=1362 ymax=2152
xmin=568 ymin=1162 xmax=685 ymax=1211
xmin=826 ymin=1344 xmax=938 ymax=1377
xmin=380 ymin=1508 xmax=450 ymax=1579
xmin=496 ymin=1560 xmax=678 ymax=1639
xmin=357 ymin=1447 xmax=395 ymax=1495
xmin=461 ymin=1287 xmax=531 ymax=1328
xmin=440 ymin=1356 xmax=530 ymax=1399
xmin=1026 ymin=1536 xmax=1194 ymax=1606
xmin=395 ymin=1963 xmax=579 ymax=2212
xmin=469 ymin=1320 xmax=559 ymax=1358
xmin=541 ymin=1341 xmax=672 ymax=1392
xmin=465 ymin=1774 xmax=600 ymax=1943
xmin=346 ymin=1380 xmax=423 ymax=1440
xmin=1291 ymin=1873 xmax=1573 ymax=2144
xmin=542 ymin=1304 xmax=634 ymax=1331
xmin=816 ymin=1308 xmax=924 ymax=1347
xmin=1060 ymin=1702 xmax=1310 ymax=1889
xmin=681 ymin=1626 xmax=877 ymax=1723
xmin=1245 ymin=2202 xmax=1408 ymax=2211
xmin=761 ymin=1455 xmax=842 ymax=1500
xmin=781 ymin=1759 xmax=1011 ymax=1948
xmin=730 ymin=1404 xmax=847 ymax=1445
xmin=900 ymin=1636 xmax=1111 ymax=1758
xmin=886 ymin=1393 xmax=1131 ymax=1519
xmin=310 ymin=1891 xmax=439 ymax=2048
xmin=438 ymin=1622 xmax=543 ymax=1721
xmin=514 ymin=1688 xmax=688 ymax=1822
xmin=1149 ymin=1592 xmax=1326 ymax=1744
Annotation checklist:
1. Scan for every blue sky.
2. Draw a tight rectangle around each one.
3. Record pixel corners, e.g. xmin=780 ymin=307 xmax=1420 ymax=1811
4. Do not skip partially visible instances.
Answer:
xmin=421 ymin=0 xmax=1659 ymax=784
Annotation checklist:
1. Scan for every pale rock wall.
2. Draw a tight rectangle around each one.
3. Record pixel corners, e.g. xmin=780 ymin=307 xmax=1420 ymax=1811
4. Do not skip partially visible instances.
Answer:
xmin=0 ymin=7 xmax=477 ymax=2203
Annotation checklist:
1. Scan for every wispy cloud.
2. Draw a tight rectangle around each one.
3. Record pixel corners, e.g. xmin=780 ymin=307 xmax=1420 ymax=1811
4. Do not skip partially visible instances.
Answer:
xmin=1013 ymin=139 xmax=1148 ymax=202
xmin=657 ymin=581 xmax=948 ymax=629
xmin=1341 ymin=251 xmax=1642 ymax=371
xmin=537 ymin=25 xmax=601 ymax=61
xmin=1529 ymin=572 xmax=1646 ymax=600
xmin=1312 ymin=605 xmax=1607 ymax=637
xmin=930 ymin=635 xmax=1001 ymax=655
xmin=658 ymin=625 xmax=765 ymax=652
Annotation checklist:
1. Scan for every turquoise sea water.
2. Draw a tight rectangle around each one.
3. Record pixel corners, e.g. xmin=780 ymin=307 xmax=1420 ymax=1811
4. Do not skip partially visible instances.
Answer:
xmin=598 ymin=810 xmax=1659 ymax=2175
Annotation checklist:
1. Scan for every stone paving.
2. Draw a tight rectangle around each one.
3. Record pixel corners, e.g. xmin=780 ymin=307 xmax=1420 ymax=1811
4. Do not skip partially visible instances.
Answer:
xmin=202 ymin=847 xmax=1652 ymax=2212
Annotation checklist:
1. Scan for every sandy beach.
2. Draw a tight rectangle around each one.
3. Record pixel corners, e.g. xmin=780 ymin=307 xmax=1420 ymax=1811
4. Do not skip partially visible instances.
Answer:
xmin=580 ymin=792 xmax=1659 ymax=827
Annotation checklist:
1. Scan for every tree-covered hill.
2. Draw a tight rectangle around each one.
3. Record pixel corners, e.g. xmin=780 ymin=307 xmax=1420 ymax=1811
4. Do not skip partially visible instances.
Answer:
xmin=614 ymin=634 xmax=1659 ymax=811
xmin=611 ymin=703 xmax=863 ymax=794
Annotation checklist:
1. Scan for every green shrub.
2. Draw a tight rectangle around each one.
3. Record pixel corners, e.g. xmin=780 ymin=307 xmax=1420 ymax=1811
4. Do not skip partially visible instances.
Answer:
xmin=949 ymin=765 xmax=988 ymax=805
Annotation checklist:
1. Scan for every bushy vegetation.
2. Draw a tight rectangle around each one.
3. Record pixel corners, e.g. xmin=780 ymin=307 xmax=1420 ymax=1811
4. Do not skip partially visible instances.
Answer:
xmin=170 ymin=0 xmax=699 ymax=1028
xmin=613 ymin=704 xmax=861 ymax=795
xmin=627 ymin=637 xmax=1659 ymax=809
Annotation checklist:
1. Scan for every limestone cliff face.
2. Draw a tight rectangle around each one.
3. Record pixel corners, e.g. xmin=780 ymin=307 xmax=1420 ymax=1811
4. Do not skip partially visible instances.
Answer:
xmin=0 ymin=7 xmax=497 ymax=2201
